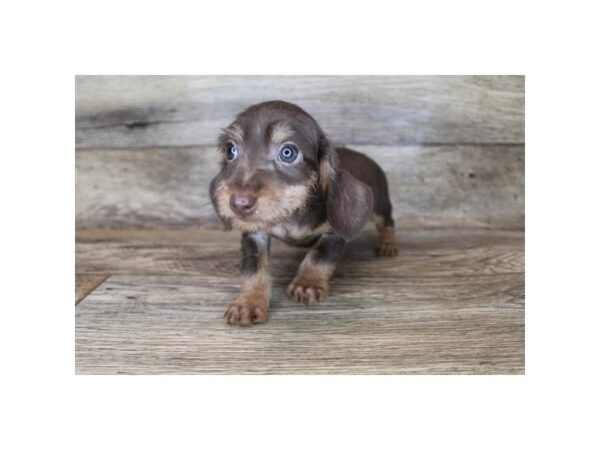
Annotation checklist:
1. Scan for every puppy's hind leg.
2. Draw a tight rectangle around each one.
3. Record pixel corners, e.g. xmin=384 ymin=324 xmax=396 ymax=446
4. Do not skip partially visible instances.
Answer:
xmin=373 ymin=212 xmax=398 ymax=257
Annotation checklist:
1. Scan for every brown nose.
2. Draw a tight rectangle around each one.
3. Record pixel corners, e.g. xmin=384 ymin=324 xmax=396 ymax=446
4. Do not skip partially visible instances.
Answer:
xmin=229 ymin=192 xmax=257 ymax=215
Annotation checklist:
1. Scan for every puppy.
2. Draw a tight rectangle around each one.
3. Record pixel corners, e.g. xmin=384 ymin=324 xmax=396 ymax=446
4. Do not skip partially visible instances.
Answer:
xmin=209 ymin=100 xmax=397 ymax=326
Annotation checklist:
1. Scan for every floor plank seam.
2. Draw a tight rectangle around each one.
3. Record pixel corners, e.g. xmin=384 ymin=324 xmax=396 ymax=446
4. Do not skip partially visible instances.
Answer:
xmin=75 ymin=274 xmax=110 ymax=306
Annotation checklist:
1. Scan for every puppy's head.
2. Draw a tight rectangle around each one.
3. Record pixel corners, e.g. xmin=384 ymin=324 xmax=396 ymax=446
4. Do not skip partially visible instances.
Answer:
xmin=209 ymin=100 xmax=372 ymax=237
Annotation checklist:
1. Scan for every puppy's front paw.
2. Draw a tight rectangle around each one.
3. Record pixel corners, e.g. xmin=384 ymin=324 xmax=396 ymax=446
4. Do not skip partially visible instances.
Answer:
xmin=224 ymin=293 xmax=269 ymax=326
xmin=286 ymin=276 xmax=329 ymax=306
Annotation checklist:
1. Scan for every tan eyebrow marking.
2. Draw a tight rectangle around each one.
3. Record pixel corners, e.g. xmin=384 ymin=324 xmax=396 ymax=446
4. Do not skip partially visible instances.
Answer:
xmin=224 ymin=122 xmax=244 ymax=142
xmin=270 ymin=122 xmax=294 ymax=144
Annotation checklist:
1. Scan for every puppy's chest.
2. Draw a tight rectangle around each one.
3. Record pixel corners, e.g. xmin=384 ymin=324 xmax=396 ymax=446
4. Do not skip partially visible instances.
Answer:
xmin=269 ymin=221 xmax=331 ymax=245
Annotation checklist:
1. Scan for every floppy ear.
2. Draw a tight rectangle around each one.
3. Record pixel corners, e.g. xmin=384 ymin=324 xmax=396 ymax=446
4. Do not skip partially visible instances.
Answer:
xmin=209 ymin=174 xmax=233 ymax=231
xmin=318 ymin=138 xmax=373 ymax=240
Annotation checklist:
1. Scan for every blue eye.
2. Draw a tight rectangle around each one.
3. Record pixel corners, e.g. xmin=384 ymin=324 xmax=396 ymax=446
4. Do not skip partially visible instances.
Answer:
xmin=225 ymin=142 xmax=238 ymax=161
xmin=279 ymin=145 xmax=298 ymax=163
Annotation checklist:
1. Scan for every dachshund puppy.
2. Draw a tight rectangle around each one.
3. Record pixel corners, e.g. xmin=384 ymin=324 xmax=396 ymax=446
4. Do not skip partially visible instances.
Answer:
xmin=210 ymin=100 xmax=397 ymax=325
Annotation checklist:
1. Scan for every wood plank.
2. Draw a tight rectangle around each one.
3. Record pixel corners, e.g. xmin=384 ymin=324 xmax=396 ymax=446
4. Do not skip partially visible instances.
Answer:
xmin=75 ymin=144 xmax=524 ymax=229
xmin=76 ymin=228 xmax=524 ymax=278
xmin=76 ymin=272 xmax=524 ymax=374
xmin=76 ymin=146 xmax=219 ymax=229
xmin=75 ymin=75 xmax=524 ymax=147
xmin=75 ymin=274 xmax=109 ymax=305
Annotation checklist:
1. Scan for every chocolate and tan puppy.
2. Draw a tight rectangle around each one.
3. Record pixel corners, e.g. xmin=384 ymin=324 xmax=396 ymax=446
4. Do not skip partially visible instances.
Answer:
xmin=210 ymin=101 xmax=397 ymax=325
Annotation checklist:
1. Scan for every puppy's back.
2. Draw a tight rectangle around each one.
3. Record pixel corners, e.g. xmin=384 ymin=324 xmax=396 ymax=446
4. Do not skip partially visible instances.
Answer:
xmin=336 ymin=147 xmax=392 ymax=219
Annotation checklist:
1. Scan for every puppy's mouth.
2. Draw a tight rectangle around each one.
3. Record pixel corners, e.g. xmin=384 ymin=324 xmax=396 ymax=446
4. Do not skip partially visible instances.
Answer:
xmin=227 ymin=193 xmax=294 ymax=228
xmin=213 ymin=180 xmax=313 ymax=231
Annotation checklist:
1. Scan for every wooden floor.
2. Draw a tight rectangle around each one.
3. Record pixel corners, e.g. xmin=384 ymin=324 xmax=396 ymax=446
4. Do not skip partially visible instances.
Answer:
xmin=75 ymin=226 xmax=524 ymax=374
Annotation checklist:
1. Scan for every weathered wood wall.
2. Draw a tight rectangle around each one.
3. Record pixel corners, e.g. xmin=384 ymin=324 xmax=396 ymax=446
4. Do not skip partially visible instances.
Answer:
xmin=75 ymin=76 xmax=524 ymax=229
xmin=76 ymin=144 xmax=524 ymax=229
xmin=76 ymin=76 xmax=524 ymax=147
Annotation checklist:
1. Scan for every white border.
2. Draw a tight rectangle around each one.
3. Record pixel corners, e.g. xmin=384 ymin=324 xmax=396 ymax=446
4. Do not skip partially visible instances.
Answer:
xmin=3 ymin=0 xmax=599 ymax=448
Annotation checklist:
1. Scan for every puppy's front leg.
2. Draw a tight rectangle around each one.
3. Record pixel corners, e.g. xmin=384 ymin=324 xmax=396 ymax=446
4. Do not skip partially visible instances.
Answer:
xmin=287 ymin=233 xmax=345 ymax=305
xmin=224 ymin=232 xmax=271 ymax=326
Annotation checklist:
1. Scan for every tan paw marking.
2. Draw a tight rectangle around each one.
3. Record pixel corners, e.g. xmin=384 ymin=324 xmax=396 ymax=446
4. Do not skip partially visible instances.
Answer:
xmin=224 ymin=293 xmax=268 ymax=326
xmin=376 ymin=227 xmax=398 ymax=257
xmin=286 ymin=276 xmax=329 ymax=306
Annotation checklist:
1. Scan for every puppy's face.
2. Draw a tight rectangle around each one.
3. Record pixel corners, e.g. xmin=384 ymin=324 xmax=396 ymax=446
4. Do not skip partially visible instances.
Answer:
xmin=210 ymin=101 xmax=322 ymax=232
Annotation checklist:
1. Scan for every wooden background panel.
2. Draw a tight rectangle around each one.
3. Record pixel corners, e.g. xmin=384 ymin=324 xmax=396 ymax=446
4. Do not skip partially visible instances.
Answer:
xmin=76 ymin=146 xmax=217 ymax=229
xmin=75 ymin=75 xmax=524 ymax=148
xmin=75 ymin=144 xmax=524 ymax=229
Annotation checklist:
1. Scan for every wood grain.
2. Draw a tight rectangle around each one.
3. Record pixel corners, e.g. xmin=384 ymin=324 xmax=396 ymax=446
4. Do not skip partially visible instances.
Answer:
xmin=75 ymin=228 xmax=524 ymax=278
xmin=75 ymin=75 xmax=524 ymax=148
xmin=76 ymin=146 xmax=219 ymax=229
xmin=76 ymin=272 xmax=524 ymax=374
xmin=75 ymin=274 xmax=109 ymax=305
xmin=75 ymin=228 xmax=524 ymax=374
xmin=75 ymin=144 xmax=524 ymax=229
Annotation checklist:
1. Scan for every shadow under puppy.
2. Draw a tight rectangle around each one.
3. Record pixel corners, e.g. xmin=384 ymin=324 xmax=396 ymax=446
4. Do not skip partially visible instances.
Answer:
xmin=210 ymin=101 xmax=397 ymax=326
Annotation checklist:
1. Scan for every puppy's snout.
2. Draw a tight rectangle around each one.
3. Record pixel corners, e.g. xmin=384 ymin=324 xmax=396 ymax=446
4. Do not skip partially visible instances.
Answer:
xmin=229 ymin=192 xmax=258 ymax=216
